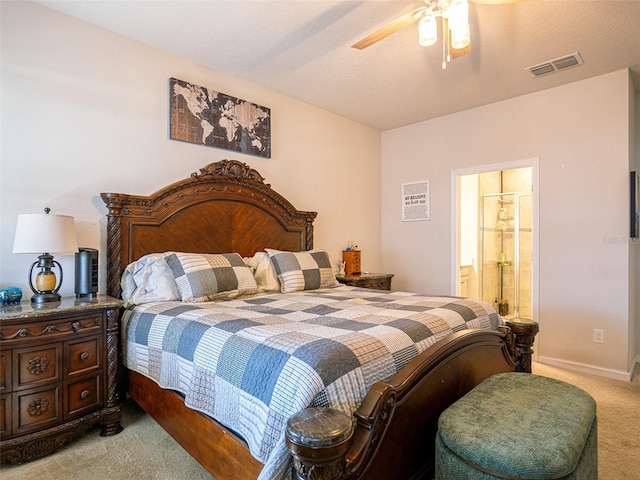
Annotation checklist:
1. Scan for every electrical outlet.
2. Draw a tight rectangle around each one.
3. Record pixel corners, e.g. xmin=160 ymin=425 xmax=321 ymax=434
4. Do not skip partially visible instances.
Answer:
xmin=593 ymin=329 xmax=604 ymax=344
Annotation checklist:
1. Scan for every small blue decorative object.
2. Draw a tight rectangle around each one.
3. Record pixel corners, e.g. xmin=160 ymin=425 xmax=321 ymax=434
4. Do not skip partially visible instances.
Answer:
xmin=0 ymin=286 xmax=23 ymax=306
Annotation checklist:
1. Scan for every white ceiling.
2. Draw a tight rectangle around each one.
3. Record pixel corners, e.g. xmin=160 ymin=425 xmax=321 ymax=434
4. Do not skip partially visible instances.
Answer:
xmin=35 ymin=0 xmax=640 ymax=131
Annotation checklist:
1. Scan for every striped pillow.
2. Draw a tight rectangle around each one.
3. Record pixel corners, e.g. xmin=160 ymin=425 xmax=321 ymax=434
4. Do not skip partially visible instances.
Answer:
xmin=266 ymin=249 xmax=338 ymax=293
xmin=165 ymin=252 xmax=259 ymax=302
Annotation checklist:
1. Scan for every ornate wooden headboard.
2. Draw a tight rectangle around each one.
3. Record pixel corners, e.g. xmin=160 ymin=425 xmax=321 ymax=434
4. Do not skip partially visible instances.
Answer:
xmin=100 ymin=160 xmax=317 ymax=298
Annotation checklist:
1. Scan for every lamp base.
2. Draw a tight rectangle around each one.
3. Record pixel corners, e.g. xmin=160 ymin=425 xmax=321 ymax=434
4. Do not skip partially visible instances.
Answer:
xmin=31 ymin=292 xmax=62 ymax=304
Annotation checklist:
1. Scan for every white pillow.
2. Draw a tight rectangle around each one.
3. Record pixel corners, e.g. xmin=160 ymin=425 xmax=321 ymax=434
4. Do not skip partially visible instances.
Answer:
xmin=245 ymin=252 xmax=280 ymax=292
xmin=120 ymin=253 xmax=180 ymax=307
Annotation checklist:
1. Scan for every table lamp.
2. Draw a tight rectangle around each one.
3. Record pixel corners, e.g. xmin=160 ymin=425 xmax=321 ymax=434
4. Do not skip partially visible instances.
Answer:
xmin=12 ymin=208 xmax=79 ymax=304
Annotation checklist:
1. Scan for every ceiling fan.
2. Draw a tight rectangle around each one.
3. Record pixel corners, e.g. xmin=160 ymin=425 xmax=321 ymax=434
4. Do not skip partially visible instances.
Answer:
xmin=351 ymin=0 xmax=524 ymax=69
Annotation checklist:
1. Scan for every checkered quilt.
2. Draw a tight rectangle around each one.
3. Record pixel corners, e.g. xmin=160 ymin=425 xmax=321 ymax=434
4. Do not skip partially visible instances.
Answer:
xmin=122 ymin=285 xmax=501 ymax=480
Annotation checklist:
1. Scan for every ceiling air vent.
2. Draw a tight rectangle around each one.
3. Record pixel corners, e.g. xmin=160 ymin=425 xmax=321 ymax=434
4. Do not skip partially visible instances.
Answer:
xmin=526 ymin=52 xmax=584 ymax=78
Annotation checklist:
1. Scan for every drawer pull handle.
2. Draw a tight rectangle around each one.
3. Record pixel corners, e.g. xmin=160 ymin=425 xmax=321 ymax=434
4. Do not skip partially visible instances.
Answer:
xmin=80 ymin=390 xmax=90 ymax=399
xmin=27 ymin=356 xmax=50 ymax=375
xmin=80 ymin=352 xmax=90 ymax=361
xmin=27 ymin=398 xmax=50 ymax=417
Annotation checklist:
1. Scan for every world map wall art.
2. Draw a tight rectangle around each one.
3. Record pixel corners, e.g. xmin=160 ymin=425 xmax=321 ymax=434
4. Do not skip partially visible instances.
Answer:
xmin=169 ymin=78 xmax=271 ymax=158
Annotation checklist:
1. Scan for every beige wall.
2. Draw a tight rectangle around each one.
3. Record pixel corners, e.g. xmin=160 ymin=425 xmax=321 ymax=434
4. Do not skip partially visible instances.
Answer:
xmin=0 ymin=2 xmax=382 ymax=297
xmin=381 ymin=70 xmax=637 ymax=379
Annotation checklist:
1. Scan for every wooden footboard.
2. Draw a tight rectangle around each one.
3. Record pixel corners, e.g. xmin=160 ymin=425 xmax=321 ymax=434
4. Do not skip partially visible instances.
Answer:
xmin=286 ymin=324 xmax=537 ymax=480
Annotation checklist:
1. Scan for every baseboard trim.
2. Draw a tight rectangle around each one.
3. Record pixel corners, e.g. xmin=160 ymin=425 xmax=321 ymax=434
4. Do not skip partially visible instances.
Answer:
xmin=537 ymin=356 xmax=635 ymax=382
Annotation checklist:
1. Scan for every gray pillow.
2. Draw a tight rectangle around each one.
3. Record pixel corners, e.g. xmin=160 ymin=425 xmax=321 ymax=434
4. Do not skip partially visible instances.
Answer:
xmin=165 ymin=252 xmax=259 ymax=302
xmin=265 ymin=249 xmax=338 ymax=293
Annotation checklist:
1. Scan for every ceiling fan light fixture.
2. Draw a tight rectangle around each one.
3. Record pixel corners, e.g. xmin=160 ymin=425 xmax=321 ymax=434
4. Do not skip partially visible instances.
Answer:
xmin=418 ymin=14 xmax=438 ymax=46
xmin=447 ymin=0 xmax=469 ymax=28
xmin=416 ymin=0 xmax=470 ymax=51
xmin=352 ymin=0 xmax=479 ymax=68
xmin=450 ymin=23 xmax=470 ymax=49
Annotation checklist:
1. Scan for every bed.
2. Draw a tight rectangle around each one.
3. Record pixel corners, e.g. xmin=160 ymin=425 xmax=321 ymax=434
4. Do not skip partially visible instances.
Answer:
xmin=101 ymin=159 xmax=538 ymax=480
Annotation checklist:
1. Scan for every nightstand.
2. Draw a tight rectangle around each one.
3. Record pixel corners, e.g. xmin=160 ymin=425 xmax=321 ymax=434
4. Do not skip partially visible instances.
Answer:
xmin=0 ymin=295 xmax=123 ymax=464
xmin=336 ymin=272 xmax=394 ymax=290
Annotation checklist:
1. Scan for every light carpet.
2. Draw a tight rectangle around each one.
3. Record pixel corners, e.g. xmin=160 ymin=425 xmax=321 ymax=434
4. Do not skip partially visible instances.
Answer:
xmin=532 ymin=362 xmax=639 ymax=480
xmin=0 ymin=400 xmax=213 ymax=480
xmin=1 ymin=362 xmax=638 ymax=479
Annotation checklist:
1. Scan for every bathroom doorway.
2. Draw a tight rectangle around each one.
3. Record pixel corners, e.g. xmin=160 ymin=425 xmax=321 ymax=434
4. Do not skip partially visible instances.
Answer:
xmin=454 ymin=160 xmax=538 ymax=322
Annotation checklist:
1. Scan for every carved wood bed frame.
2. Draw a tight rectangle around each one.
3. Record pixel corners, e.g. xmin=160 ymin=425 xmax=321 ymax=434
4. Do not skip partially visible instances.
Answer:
xmin=101 ymin=160 xmax=538 ymax=480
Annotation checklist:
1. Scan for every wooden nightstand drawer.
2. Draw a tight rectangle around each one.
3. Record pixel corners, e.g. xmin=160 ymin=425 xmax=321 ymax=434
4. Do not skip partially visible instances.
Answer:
xmin=359 ymin=279 xmax=392 ymax=290
xmin=336 ymin=272 xmax=394 ymax=291
xmin=66 ymin=374 xmax=102 ymax=418
xmin=14 ymin=385 xmax=62 ymax=434
xmin=0 ymin=394 xmax=10 ymax=436
xmin=0 ymin=351 xmax=10 ymax=394
xmin=14 ymin=345 xmax=61 ymax=390
xmin=66 ymin=336 xmax=101 ymax=377
xmin=0 ymin=313 xmax=102 ymax=346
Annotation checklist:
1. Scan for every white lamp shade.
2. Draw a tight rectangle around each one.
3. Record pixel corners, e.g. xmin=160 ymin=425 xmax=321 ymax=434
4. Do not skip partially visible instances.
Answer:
xmin=13 ymin=213 xmax=79 ymax=254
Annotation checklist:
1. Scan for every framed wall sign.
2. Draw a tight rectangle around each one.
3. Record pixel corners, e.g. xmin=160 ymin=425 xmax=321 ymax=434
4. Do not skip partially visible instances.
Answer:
xmin=402 ymin=181 xmax=430 ymax=222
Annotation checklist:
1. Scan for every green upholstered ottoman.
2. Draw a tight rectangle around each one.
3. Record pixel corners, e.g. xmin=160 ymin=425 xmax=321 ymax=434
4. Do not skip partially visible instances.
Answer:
xmin=435 ymin=373 xmax=597 ymax=480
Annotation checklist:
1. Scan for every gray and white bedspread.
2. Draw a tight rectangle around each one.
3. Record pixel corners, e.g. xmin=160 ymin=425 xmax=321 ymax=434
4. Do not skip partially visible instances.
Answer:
xmin=122 ymin=285 xmax=501 ymax=480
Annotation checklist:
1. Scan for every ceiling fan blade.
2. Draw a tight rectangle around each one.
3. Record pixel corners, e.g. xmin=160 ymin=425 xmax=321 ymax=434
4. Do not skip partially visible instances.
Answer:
xmin=351 ymin=7 xmax=426 ymax=50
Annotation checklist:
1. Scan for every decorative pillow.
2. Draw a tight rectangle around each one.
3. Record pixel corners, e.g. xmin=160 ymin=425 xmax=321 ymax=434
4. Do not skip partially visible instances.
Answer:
xmin=244 ymin=252 xmax=280 ymax=292
xmin=120 ymin=253 xmax=181 ymax=308
xmin=265 ymin=248 xmax=339 ymax=293
xmin=165 ymin=252 xmax=259 ymax=302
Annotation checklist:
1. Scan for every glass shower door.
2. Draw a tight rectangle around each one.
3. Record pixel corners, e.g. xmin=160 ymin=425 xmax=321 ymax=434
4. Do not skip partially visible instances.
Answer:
xmin=481 ymin=192 xmax=533 ymax=320
xmin=481 ymin=194 xmax=516 ymax=318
